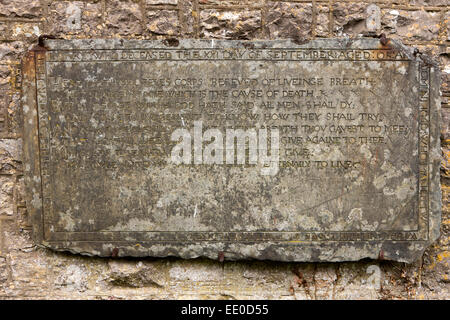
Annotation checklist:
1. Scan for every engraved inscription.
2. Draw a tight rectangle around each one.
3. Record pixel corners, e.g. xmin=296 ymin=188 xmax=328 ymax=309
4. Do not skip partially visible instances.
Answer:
xmin=22 ymin=39 xmax=441 ymax=261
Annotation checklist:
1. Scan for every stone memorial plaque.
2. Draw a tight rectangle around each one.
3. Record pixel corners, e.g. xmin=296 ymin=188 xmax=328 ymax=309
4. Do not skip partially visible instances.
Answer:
xmin=22 ymin=39 xmax=441 ymax=262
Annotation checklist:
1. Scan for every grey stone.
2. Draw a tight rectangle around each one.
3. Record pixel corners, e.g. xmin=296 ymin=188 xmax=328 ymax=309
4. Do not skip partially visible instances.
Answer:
xmin=365 ymin=4 xmax=381 ymax=32
xmin=21 ymin=39 xmax=441 ymax=262
xmin=47 ymin=1 xmax=103 ymax=37
xmin=0 ymin=0 xmax=42 ymax=19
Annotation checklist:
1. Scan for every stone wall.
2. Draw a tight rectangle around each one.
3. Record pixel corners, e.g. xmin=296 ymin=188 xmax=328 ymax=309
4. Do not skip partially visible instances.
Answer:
xmin=0 ymin=0 xmax=448 ymax=299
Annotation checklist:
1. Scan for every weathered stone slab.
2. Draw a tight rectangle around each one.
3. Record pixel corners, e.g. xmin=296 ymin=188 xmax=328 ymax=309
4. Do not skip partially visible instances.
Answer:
xmin=21 ymin=39 xmax=441 ymax=262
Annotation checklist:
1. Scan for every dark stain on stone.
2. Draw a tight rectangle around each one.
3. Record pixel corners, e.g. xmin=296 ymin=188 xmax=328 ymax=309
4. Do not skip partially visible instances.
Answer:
xmin=163 ymin=38 xmax=180 ymax=47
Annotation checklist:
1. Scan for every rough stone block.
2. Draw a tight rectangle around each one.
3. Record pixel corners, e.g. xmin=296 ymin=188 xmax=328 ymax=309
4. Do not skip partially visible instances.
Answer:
xmin=200 ymin=10 xmax=261 ymax=39
xmin=107 ymin=260 xmax=166 ymax=288
xmin=105 ymin=0 xmax=143 ymax=36
xmin=0 ymin=139 xmax=21 ymax=175
xmin=2 ymin=22 xmax=42 ymax=41
xmin=54 ymin=264 xmax=89 ymax=292
xmin=409 ymin=0 xmax=449 ymax=6
xmin=179 ymin=0 xmax=194 ymax=34
xmin=0 ymin=42 xmax=25 ymax=64
xmin=147 ymin=0 xmax=178 ymax=4
xmin=47 ymin=1 xmax=102 ymax=37
xmin=0 ymin=176 xmax=14 ymax=216
xmin=381 ymin=10 xmax=441 ymax=41
xmin=199 ymin=0 xmax=263 ymax=6
xmin=316 ymin=4 xmax=330 ymax=37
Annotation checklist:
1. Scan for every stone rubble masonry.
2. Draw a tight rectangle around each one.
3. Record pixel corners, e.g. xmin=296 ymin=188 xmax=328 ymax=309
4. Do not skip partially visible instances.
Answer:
xmin=0 ymin=0 xmax=448 ymax=299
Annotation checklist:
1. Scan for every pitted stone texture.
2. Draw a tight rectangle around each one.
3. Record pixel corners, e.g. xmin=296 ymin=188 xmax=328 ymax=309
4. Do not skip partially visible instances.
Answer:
xmin=442 ymin=108 xmax=450 ymax=141
xmin=0 ymin=91 xmax=9 ymax=136
xmin=2 ymin=220 xmax=35 ymax=252
xmin=20 ymin=39 xmax=442 ymax=263
xmin=0 ymin=42 xmax=25 ymax=64
xmin=169 ymin=261 xmax=222 ymax=282
xmin=0 ymin=139 xmax=21 ymax=175
xmin=415 ymin=237 xmax=450 ymax=299
xmin=146 ymin=10 xmax=179 ymax=35
xmin=0 ymin=0 xmax=42 ymax=19
xmin=381 ymin=10 xmax=441 ymax=41
xmin=316 ymin=4 xmax=330 ymax=37
xmin=0 ymin=224 xmax=449 ymax=299
xmin=14 ymin=176 xmax=26 ymax=208
xmin=0 ymin=23 xmax=7 ymax=40
xmin=199 ymin=0 xmax=263 ymax=6
xmin=441 ymin=57 xmax=449 ymax=99
xmin=0 ymin=256 xmax=8 ymax=286
xmin=108 ymin=260 xmax=166 ymax=288
xmin=0 ymin=65 xmax=10 ymax=89
xmin=332 ymin=2 xmax=369 ymax=36
xmin=333 ymin=263 xmax=382 ymax=299
xmin=106 ymin=0 xmax=143 ymax=36
xmin=146 ymin=0 xmax=178 ymax=4
xmin=179 ymin=0 xmax=194 ymax=35
xmin=409 ymin=0 xmax=449 ymax=6
xmin=200 ymin=10 xmax=261 ymax=39
xmin=265 ymin=2 xmax=312 ymax=39
xmin=313 ymin=265 xmax=338 ymax=300
xmin=54 ymin=264 xmax=89 ymax=292
xmin=0 ymin=0 xmax=447 ymax=302
xmin=6 ymin=249 xmax=52 ymax=297
xmin=47 ymin=1 xmax=103 ymax=37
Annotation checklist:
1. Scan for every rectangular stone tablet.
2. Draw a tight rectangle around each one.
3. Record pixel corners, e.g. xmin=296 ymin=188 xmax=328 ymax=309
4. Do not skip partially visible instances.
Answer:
xmin=21 ymin=39 xmax=441 ymax=262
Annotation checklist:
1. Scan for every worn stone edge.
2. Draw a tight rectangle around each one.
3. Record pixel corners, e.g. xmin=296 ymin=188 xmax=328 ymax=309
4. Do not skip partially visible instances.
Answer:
xmin=41 ymin=37 xmax=420 ymax=52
